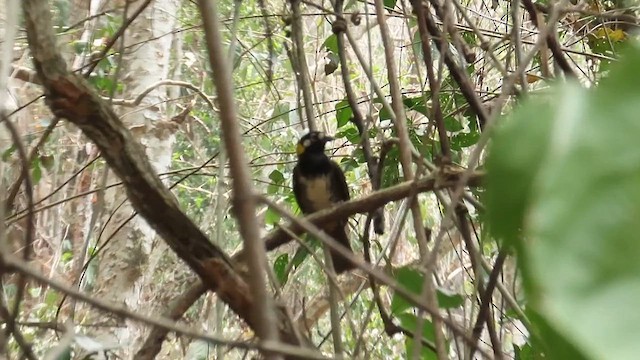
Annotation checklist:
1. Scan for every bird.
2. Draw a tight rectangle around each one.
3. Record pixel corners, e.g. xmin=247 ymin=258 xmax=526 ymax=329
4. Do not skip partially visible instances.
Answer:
xmin=292 ymin=131 xmax=355 ymax=274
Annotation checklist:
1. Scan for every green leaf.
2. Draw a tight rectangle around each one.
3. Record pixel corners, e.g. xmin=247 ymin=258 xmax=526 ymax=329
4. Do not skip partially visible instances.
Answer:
xmin=391 ymin=267 xmax=423 ymax=315
xmin=525 ymin=309 xmax=587 ymax=359
xmin=2 ymin=144 xmax=15 ymax=161
xmin=397 ymin=313 xmax=435 ymax=342
xmin=268 ymin=169 xmax=285 ymax=184
xmin=324 ymin=52 xmax=340 ymax=75
xmin=378 ymin=104 xmax=393 ymax=121
xmin=45 ymin=291 xmax=59 ymax=306
xmin=72 ymin=40 xmax=89 ymax=54
xmin=91 ymin=74 xmax=115 ymax=93
xmin=345 ymin=0 xmax=358 ymax=9
xmin=340 ymin=156 xmax=359 ymax=172
xmin=391 ymin=267 xmax=463 ymax=315
xmin=323 ymin=34 xmax=338 ymax=53
xmin=486 ymin=47 xmax=640 ymax=360
xmin=451 ymin=131 xmax=480 ymax=150
xmin=409 ymin=129 xmax=431 ymax=158
xmin=45 ymin=346 xmax=71 ymax=360
xmin=436 ymin=289 xmax=464 ymax=309
xmin=412 ymin=29 xmax=424 ymax=62
xmin=514 ymin=343 xmax=535 ymax=360
xmin=336 ymin=125 xmax=360 ymax=144
xmin=231 ymin=43 xmax=243 ymax=70
xmin=384 ymin=0 xmax=397 ymax=10
xmin=403 ymin=95 xmax=430 ymax=117
xmin=381 ymin=147 xmax=400 ymax=188
xmin=352 ymin=148 xmax=365 ymax=164
xmin=61 ymin=251 xmax=73 ymax=263
xmin=272 ymin=102 xmax=291 ymax=125
xmin=485 ymin=93 xmax=555 ymax=244
xmin=291 ymin=246 xmax=309 ymax=268
xmin=404 ymin=337 xmax=437 ymax=360
xmin=398 ymin=313 xmax=437 ymax=360
xmin=291 ymin=235 xmax=321 ymax=269
xmin=335 ymin=99 xmax=352 ymax=128
xmin=274 ymin=254 xmax=289 ymax=285
xmin=267 ymin=183 xmax=279 ymax=195
xmin=31 ymin=158 xmax=42 ymax=184
xmin=265 ymin=206 xmax=281 ymax=226
xmin=461 ymin=31 xmax=478 ymax=46
xmin=443 ymin=116 xmax=463 ymax=132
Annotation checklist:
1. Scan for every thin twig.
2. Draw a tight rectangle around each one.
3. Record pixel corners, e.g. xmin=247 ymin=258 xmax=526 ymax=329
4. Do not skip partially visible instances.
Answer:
xmin=418 ymin=2 xmax=491 ymax=129
xmin=82 ymin=0 xmax=153 ymax=76
xmin=135 ymin=279 xmax=207 ymax=359
xmin=197 ymin=0 xmax=281 ymax=355
xmin=4 ymin=118 xmax=59 ymax=212
xmin=373 ymin=1 xmax=448 ymax=357
xmin=470 ymin=251 xmax=508 ymax=359
xmin=332 ymin=12 xmax=385 ymax=234
xmin=0 ymin=114 xmax=37 ymax=360
xmin=411 ymin=0 xmax=451 ymax=161
xmin=1 ymin=258 xmax=328 ymax=359
xmin=522 ymin=0 xmax=577 ymax=78
xmin=255 ymin=194 xmax=494 ymax=359
xmin=290 ymin=0 xmax=317 ymax=131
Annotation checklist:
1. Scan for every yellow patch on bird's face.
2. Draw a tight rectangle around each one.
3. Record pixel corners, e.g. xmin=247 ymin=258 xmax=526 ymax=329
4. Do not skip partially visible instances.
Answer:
xmin=297 ymin=138 xmax=313 ymax=155
xmin=296 ymin=143 xmax=305 ymax=155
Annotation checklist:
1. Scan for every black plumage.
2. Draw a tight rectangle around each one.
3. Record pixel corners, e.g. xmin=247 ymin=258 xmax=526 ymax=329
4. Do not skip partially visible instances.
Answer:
xmin=292 ymin=131 xmax=355 ymax=274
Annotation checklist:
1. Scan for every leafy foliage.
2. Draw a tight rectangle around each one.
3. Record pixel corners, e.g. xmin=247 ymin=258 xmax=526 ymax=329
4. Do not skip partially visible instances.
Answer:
xmin=6 ymin=0 xmax=640 ymax=358
xmin=486 ymin=46 xmax=640 ymax=359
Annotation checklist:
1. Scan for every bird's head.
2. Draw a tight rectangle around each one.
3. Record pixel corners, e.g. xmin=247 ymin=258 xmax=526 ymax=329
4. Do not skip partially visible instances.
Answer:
xmin=296 ymin=131 xmax=334 ymax=157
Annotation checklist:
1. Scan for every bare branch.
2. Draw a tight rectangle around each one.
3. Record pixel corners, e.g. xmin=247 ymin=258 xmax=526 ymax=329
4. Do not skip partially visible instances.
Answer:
xmin=197 ymin=0 xmax=281 ymax=353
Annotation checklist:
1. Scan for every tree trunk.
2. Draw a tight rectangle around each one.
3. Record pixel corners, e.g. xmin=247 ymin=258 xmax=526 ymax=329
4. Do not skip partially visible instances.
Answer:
xmin=88 ymin=0 xmax=181 ymax=357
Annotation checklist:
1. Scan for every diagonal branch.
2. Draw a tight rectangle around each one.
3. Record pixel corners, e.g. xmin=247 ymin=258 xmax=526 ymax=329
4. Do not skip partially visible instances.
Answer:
xmin=21 ymin=0 xmax=312 ymax=355
xmin=416 ymin=1 xmax=491 ymax=129
xmin=522 ymin=0 xmax=577 ymax=78
xmin=234 ymin=168 xmax=484 ymax=265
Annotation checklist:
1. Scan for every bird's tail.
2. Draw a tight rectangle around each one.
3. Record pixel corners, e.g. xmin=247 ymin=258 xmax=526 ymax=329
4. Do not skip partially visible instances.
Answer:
xmin=326 ymin=223 xmax=356 ymax=274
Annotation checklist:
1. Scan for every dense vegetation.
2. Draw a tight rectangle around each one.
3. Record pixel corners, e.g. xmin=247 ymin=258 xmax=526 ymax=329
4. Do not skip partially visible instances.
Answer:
xmin=1 ymin=0 xmax=638 ymax=358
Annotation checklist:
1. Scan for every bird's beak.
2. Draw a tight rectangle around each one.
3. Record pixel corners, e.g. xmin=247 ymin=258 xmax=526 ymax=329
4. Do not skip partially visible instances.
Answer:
xmin=323 ymin=135 xmax=335 ymax=142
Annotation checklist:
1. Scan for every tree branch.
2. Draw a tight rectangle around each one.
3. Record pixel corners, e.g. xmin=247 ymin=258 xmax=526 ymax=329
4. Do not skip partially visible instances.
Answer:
xmin=522 ymin=0 xmax=577 ymax=78
xmin=197 ymin=0 xmax=281 ymax=352
xmin=22 ymin=0 xmax=312 ymax=355
xmin=232 ymin=168 xmax=483 ymax=266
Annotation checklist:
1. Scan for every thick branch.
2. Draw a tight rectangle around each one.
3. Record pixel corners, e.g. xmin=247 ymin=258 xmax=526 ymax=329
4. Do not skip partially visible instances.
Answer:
xmin=22 ymin=0 xmax=310 ymax=354
xmin=416 ymin=2 xmax=490 ymax=128
xmin=234 ymin=168 xmax=484 ymax=264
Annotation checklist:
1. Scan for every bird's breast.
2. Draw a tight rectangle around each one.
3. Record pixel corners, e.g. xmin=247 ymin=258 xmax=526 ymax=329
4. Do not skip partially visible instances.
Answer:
xmin=299 ymin=175 xmax=334 ymax=212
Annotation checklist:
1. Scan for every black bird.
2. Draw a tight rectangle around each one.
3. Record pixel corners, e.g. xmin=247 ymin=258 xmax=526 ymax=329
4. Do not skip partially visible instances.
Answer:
xmin=292 ymin=131 xmax=355 ymax=274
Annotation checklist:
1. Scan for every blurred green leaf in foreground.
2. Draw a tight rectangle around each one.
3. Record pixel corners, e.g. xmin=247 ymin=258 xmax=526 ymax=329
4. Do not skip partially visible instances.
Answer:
xmin=486 ymin=44 xmax=640 ymax=360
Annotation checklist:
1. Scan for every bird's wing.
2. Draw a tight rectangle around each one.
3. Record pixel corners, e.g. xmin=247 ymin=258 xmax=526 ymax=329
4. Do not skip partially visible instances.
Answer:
xmin=292 ymin=165 xmax=312 ymax=214
xmin=329 ymin=160 xmax=350 ymax=202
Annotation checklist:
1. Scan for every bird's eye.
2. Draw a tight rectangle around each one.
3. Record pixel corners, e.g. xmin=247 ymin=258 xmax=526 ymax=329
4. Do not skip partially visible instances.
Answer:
xmin=303 ymin=139 xmax=311 ymax=147
xmin=317 ymin=132 xmax=325 ymax=140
